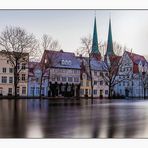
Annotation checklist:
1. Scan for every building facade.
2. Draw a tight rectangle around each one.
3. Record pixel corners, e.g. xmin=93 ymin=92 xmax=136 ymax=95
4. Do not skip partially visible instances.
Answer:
xmin=79 ymin=57 xmax=109 ymax=98
xmin=0 ymin=51 xmax=29 ymax=96
xmin=28 ymin=50 xmax=81 ymax=97
xmin=114 ymin=51 xmax=148 ymax=98
xmin=28 ymin=62 xmax=49 ymax=97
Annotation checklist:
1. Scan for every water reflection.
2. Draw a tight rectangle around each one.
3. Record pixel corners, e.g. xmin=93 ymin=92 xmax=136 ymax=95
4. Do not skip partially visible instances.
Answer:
xmin=0 ymin=99 xmax=148 ymax=138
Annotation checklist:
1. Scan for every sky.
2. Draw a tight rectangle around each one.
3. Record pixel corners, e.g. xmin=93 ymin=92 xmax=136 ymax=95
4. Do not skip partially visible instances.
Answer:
xmin=0 ymin=10 xmax=148 ymax=57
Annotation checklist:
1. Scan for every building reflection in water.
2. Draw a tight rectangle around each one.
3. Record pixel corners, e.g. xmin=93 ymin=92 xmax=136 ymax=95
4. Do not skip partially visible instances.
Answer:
xmin=0 ymin=99 xmax=148 ymax=138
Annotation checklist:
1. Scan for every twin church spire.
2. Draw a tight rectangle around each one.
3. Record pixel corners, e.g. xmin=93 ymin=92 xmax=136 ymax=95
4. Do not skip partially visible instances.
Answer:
xmin=106 ymin=18 xmax=115 ymax=56
xmin=91 ymin=15 xmax=114 ymax=57
xmin=91 ymin=16 xmax=99 ymax=54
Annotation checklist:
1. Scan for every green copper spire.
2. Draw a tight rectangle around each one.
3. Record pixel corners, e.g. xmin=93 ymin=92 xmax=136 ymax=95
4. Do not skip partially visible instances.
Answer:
xmin=91 ymin=17 xmax=99 ymax=54
xmin=106 ymin=18 xmax=115 ymax=56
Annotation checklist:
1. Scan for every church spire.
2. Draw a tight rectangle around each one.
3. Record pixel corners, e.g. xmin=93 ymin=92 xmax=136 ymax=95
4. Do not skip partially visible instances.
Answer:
xmin=91 ymin=16 xmax=99 ymax=54
xmin=106 ymin=18 xmax=115 ymax=56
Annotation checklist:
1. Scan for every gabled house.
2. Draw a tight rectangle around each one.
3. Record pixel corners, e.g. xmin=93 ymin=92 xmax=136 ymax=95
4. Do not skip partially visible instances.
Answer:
xmin=28 ymin=61 xmax=49 ymax=97
xmin=114 ymin=51 xmax=148 ymax=98
xmin=40 ymin=50 xmax=81 ymax=97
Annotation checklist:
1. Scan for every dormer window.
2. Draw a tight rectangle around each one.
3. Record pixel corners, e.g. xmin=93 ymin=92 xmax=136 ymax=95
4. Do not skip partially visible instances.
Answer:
xmin=61 ymin=60 xmax=72 ymax=66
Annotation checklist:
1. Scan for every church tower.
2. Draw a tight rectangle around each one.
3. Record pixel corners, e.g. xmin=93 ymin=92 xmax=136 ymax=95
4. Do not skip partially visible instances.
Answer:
xmin=91 ymin=16 xmax=101 ymax=60
xmin=105 ymin=18 xmax=115 ymax=56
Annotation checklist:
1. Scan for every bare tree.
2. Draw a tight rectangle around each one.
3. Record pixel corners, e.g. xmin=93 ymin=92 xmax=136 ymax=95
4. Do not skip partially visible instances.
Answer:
xmin=102 ymin=47 xmax=132 ymax=99
xmin=102 ymin=55 xmax=123 ymax=99
xmin=0 ymin=26 xmax=37 ymax=97
xmin=77 ymin=35 xmax=104 ymax=102
xmin=39 ymin=34 xmax=60 ymax=98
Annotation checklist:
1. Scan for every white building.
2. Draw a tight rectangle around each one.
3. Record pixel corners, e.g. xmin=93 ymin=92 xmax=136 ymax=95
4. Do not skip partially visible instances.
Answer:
xmin=0 ymin=51 xmax=29 ymax=96
xmin=28 ymin=50 xmax=81 ymax=97
xmin=114 ymin=51 xmax=148 ymax=98
xmin=78 ymin=57 xmax=109 ymax=98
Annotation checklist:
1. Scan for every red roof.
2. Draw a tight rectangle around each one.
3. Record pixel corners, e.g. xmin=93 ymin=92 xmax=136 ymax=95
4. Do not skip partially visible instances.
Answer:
xmin=125 ymin=51 xmax=148 ymax=73
xmin=126 ymin=51 xmax=147 ymax=65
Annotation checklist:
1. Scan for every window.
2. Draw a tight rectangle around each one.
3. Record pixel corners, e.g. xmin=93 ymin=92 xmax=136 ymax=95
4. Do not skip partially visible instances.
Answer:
xmin=127 ymin=82 xmax=129 ymax=86
xmin=120 ymin=89 xmax=122 ymax=94
xmin=31 ymin=87 xmax=35 ymax=95
xmin=100 ymin=81 xmax=103 ymax=85
xmin=74 ymin=70 xmax=77 ymax=74
xmin=22 ymin=63 xmax=26 ymax=70
xmin=105 ymin=82 xmax=108 ymax=85
xmin=52 ymin=76 xmax=55 ymax=81
xmin=100 ymin=72 xmax=103 ymax=76
xmin=68 ymin=77 xmax=73 ymax=82
xmin=8 ymin=88 xmax=12 ymax=94
xmin=81 ymin=81 xmax=83 ymax=86
xmin=62 ymin=77 xmax=66 ymax=82
xmin=36 ymin=78 xmax=39 ymax=82
xmin=93 ymin=90 xmax=97 ymax=95
xmin=80 ymin=89 xmax=84 ymax=95
xmin=74 ymin=77 xmax=79 ymax=82
xmin=85 ymin=89 xmax=88 ymax=95
xmin=94 ymin=71 xmax=97 ymax=76
xmin=57 ymin=76 xmax=60 ymax=81
xmin=41 ymin=87 xmax=44 ymax=94
xmin=22 ymin=74 xmax=26 ymax=81
xmin=105 ymin=90 xmax=108 ymax=95
xmin=2 ymin=76 xmax=7 ymax=83
xmin=9 ymin=68 xmax=13 ymax=73
xmin=9 ymin=77 xmax=13 ymax=83
xmin=2 ymin=68 xmax=6 ymax=73
xmin=123 ymin=82 xmax=125 ymax=86
xmin=89 ymin=89 xmax=91 ymax=95
xmin=86 ymin=81 xmax=89 ymax=86
xmin=22 ymin=87 xmax=26 ymax=94
xmin=94 ymin=81 xmax=97 ymax=85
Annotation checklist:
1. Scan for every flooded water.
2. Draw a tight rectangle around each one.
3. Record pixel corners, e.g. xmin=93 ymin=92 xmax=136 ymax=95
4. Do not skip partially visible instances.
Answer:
xmin=0 ymin=99 xmax=148 ymax=138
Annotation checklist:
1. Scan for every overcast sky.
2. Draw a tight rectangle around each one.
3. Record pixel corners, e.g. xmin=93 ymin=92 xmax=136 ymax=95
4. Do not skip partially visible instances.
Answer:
xmin=0 ymin=10 xmax=148 ymax=56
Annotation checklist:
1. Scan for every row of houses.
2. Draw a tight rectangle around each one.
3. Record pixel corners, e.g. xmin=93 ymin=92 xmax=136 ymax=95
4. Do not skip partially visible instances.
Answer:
xmin=0 ymin=17 xmax=148 ymax=98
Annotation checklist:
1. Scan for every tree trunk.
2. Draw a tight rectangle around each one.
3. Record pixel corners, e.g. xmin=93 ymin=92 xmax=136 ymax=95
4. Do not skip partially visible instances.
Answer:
xmin=39 ymin=74 xmax=43 ymax=99
xmin=144 ymin=87 xmax=146 ymax=99
xmin=90 ymin=77 xmax=93 ymax=104
xmin=108 ymin=84 xmax=112 ymax=99
xmin=88 ymin=56 xmax=93 ymax=104
xmin=14 ymin=64 xmax=18 ymax=98
xmin=47 ymin=68 xmax=50 ymax=97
